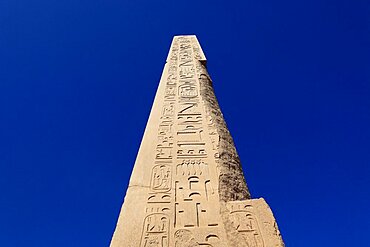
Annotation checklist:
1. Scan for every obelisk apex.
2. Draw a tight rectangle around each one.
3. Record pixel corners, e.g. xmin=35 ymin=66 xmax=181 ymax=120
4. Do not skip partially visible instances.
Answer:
xmin=110 ymin=35 xmax=285 ymax=247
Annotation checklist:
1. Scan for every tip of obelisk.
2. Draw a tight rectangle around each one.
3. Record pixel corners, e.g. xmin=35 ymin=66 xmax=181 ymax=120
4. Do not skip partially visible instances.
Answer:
xmin=173 ymin=34 xmax=198 ymax=38
xmin=166 ymin=35 xmax=207 ymax=62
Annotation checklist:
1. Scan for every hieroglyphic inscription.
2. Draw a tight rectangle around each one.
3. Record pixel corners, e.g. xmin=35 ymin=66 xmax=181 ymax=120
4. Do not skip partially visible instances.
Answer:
xmin=141 ymin=213 xmax=170 ymax=247
xmin=151 ymin=165 xmax=171 ymax=193
xmin=227 ymin=203 xmax=265 ymax=247
xmin=174 ymin=159 xmax=218 ymax=228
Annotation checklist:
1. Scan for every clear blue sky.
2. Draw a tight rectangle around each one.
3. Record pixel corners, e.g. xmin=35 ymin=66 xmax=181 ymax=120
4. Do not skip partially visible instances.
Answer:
xmin=1 ymin=0 xmax=369 ymax=246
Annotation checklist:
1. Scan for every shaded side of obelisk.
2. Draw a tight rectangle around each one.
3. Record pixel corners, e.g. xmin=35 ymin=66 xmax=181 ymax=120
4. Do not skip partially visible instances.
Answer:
xmin=110 ymin=35 xmax=285 ymax=247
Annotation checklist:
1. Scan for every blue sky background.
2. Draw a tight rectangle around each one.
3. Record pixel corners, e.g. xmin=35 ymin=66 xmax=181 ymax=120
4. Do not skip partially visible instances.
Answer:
xmin=1 ymin=0 xmax=369 ymax=246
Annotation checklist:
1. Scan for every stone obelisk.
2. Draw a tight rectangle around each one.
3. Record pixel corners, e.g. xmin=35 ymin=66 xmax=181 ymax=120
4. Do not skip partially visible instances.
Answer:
xmin=110 ymin=35 xmax=285 ymax=247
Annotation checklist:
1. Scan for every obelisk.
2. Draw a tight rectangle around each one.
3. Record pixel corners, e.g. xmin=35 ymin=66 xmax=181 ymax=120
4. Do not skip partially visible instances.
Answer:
xmin=110 ymin=35 xmax=285 ymax=247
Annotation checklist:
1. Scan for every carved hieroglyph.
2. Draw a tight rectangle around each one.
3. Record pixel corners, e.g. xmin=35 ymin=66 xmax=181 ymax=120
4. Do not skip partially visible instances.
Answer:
xmin=110 ymin=35 xmax=285 ymax=247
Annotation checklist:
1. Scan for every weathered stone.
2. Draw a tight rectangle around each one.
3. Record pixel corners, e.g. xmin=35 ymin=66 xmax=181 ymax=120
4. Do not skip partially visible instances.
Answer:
xmin=110 ymin=35 xmax=285 ymax=247
xmin=222 ymin=198 xmax=285 ymax=247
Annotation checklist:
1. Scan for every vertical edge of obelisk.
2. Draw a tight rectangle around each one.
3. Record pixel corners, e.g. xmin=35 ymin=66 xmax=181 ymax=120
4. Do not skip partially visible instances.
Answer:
xmin=110 ymin=47 xmax=173 ymax=246
xmin=166 ymin=36 xmax=177 ymax=62
xmin=197 ymin=61 xmax=251 ymax=202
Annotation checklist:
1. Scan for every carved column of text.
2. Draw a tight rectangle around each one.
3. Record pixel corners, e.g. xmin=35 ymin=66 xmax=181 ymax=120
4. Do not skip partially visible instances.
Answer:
xmin=174 ymin=37 xmax=222 ymax=247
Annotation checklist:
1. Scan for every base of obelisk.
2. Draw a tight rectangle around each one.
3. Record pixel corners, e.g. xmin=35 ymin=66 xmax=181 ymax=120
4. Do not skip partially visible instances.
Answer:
xmin=110 ymin=196 xmax=284 ymax=247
